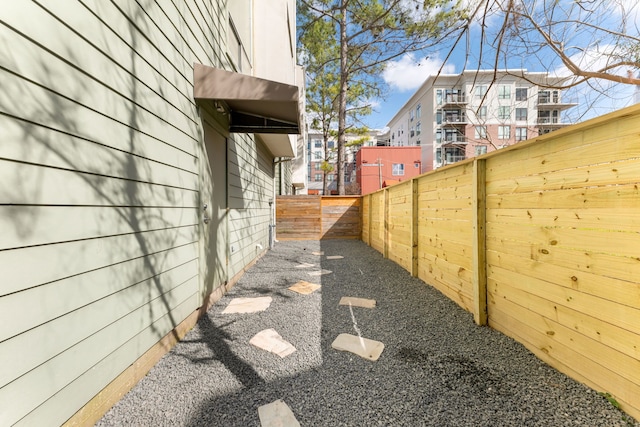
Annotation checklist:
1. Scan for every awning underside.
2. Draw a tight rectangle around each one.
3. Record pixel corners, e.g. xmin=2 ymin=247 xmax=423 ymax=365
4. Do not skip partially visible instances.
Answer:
xmin=193 ymin=63 xmax=301 ymax=135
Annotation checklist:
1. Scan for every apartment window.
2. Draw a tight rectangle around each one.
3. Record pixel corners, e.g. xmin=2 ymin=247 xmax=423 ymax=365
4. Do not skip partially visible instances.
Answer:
xmin=315 ymin=163 xmax=322 ymax=170
xmin=436 ymin=148 xmax=442 ymax=163
xmin=416 ymin=104 xmax=422 ymax=119
xmin=539 ymin=91 xmax=550 ymax=104
xmin=515 ymin=127 xmax=528 ymax=141
xmin=474 ymin=126 xmax=487 ymax=139
xmin=392 ymin=163 xmax=405 ymax=176
xmin=436 ymin=110 xmax=442 ymax=124
xmin=328 ymin=140 xmax=335 ymax=148
xmin=498 ymin=106 xmax=510 ymax=120
xmin=410 ymin=126 xmax=415 ymax=137
xmin=516 ymin=108 xmax=528 ymax=120
xmin=314 ymin=139 xmax=322 ymax=148
xmin=313 ymin=152 xmax=323 ymax=160
xmin=416 ymin=140 xmax=421 ymax=146
xmin=416 ymin=122 xmax=421 ymax=135
xmin=410 ymin=110 xmax=415 ymax=122
xmin=435 ymin=130 xmax=442 ymax=143
xmin=477 ymin=106 xmax=487 ymax=120
xmin=516 ymin=88 xmax=528 ymax=101
xmin=498 ymin=125 xmax=511 ymax=139
xmin=327 ymin=174 xmax=335 ymax=181
xmin=436 ymin=89 xmax=443 ymax=105
xmin=498 ymin=85 xmax=511 ymax=99
xmin=475 ymin=145 xmax=487 ymax=155
xmin=475 ymin=85 xmax=487 ymax=99
xmin=314 ymin=174 xmax=322 ymax=181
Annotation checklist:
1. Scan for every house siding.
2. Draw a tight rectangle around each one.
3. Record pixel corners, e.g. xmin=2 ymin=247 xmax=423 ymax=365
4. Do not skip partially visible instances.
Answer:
xmin=0 ymin=1 xmax=293 ymax=425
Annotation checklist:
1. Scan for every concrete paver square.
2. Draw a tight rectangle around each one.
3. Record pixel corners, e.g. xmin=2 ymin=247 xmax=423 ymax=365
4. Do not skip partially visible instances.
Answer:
xmin=222 ymin=296 xmax=272 ymax=314
xmin=295 ymin=262 xmax=315 ymax=268
xmin=339 ymin=297 xmax=376 ymax=308
xmin=311 ymin=251 xmax=324 ymax=256
xmin=250 ymin=329 xmax=296 ymax=358
xmin=331 ymin=333 xmax=384 ymax=361
xmin=308 ymin=269 xmax=332 ymax=277
xmin=258 ymin=399 xmax=300 ymax=427
xmin=326 ymin=255 xmax=344 ymax=260
xmin=288 ymin=280 xmax=321 ymax=294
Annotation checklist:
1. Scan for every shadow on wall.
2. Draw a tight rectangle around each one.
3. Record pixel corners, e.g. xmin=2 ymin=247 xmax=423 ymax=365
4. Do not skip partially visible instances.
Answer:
xmin=0 ymin=2 xmax=201 ymax=424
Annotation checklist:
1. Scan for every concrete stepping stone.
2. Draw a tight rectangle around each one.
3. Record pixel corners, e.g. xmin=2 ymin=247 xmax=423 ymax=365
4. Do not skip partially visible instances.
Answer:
xmin=339 ymin=297 xmax=376 ymax=309
xmin=295 ymin=262 xmax=315 ymax=268
xmin=250 ymin=329 xmax=296 ymax=358
xmin=331 ymin=333 xmax=385 ymax=361
xmin=308 ymin=269 xmax=332 ymax=277
xmin=311 ymin=251 xmax=324 ymax=256
xmin=326 ymin=255 xmax=344 ymax=260
xmin=258 ymin=399 xmax=300 ymax=427
xmin=288 ymin=280 xmax=321 ymax=294
xmin=222 ymin=296 xmax=272 ymax=314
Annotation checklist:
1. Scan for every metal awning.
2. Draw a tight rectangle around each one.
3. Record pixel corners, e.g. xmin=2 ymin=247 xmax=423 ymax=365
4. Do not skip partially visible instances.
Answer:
xmin=193 ymin=63 xmax=301 ymax=135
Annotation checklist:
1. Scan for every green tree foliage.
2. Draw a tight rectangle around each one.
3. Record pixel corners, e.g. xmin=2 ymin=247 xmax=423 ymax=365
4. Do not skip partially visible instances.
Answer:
xmin=298 ymin=0 xmax=467 ymax=194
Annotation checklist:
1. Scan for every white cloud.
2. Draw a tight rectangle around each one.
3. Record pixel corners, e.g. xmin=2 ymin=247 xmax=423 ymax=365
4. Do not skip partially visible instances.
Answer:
xmin=383 ymin=54 xmax=455 ymax=92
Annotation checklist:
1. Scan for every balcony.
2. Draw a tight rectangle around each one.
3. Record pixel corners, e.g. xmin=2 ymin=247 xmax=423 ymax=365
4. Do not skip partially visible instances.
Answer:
xmin=536 ymin=117 xmax=572 ymax=127
xmin=442 ymin=94 xmax=467 ymax=106
xmin=442 ymin=135 xmax=468 ymax=145
xmin=536 ymin=96 xmax=578 ymax=111
xmin=441 ymin=114 xmax=467 ymax=126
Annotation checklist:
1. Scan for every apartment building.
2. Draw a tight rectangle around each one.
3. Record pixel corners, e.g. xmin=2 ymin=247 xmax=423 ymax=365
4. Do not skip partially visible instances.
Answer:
xmin=307 ymin=130 xmax=378 ymax=194
xmin=387 ymin=70 xmax=576 ymax=172
xmin=356 ymin=146 xmax=422 ymax=195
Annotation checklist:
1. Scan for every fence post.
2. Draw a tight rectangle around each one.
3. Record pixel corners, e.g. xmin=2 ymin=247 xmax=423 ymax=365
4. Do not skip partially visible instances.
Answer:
xmin=472 ymin=159 xmax=488 ymax=326
xmin=383 ymin=188 xmax=389 ymax=259
xmin=411 ymin=178 xmax=419 ymax=277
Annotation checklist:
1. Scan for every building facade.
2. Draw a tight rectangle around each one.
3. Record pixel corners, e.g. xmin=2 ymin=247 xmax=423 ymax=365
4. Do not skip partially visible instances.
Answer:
xmin=356 ymin=146 xmax=422 ymax=195
xmin=307 ymin=130 xmax=378 ymax=194
xmin=387 ymin=70 xmax=576 ymax=172
xmin=0 ymin=2 xmax=304 ymax=425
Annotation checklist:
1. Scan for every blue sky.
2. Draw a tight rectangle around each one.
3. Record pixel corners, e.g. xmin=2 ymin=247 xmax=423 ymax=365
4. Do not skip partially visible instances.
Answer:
xmin=362 ymin=0 xmax=640 ymax=130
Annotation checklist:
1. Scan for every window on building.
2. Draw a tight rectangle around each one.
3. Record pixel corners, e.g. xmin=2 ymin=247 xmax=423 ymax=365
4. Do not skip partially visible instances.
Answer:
xmin=314 ymin=139 xmax=322 ymax=148
xmin=516 ymin=108 xmax=528 ymax=120
xmin=410 ymin=110 xmax=415 ymax=122
xmin=474 ymin=126 xmax=487 ymax=139
xmin=327 ymin=174 xmax=335 ymax=181
xmin=475 ymin=145 xmax=487 ymax=155
xmin=416 ymin=104 xmax=422 ymax=119
xmin=515 ymin=127 xmax=528 ymax=141
xmin=328 ymin=140 xmax=335 ymax=148
xmin=516 ymin=88 xmax=528 ymax=101
xmin=416 ymin=140 xmax=421 ymax=146
xmin=414 ymin=162 xmax=420 ymax=168
xmin=498 ymin=85 xmax=511 ymax=99
xmin=392 ymin=163 xmax=405 ymax=176
xmin=410 ymin=126 xmax=415 ymax=137
xmin=436 ymin=148 xmax=442 ymax=163
xmin=477 ymin=106 xmax=487 ymax=120
xmin=475 ymin=85 xmax=487 ymax=99
xmin=498 ymin=106 xmax=510 ymax=120
xmin=436 ymin=110 xmax=442 ymax=124
xmin=416 ymin=122 xmax=421 ymax=135
xmin=315 ymin=163 xmax=322 ymax=170
xmin=314 ymin=152 xmax=323 ymax=160
xmin=538 ymin=90 xmax=550 ymax=104
xmin=314 ymin=173 xmax=322 ymax=181
xmin=435 ymin=130 xmax=442 ymax=143
xmin=436 ymin=89 xmax=443 ymax=105
xmin=498 ymin=125 xmax=511 ymax=139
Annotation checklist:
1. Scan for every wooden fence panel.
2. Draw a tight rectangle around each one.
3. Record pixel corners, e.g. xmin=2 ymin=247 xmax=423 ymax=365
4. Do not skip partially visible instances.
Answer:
xmin=275 ymin=196 xmax=360 ymax=240
xmin=321 ymin=197 xmax=361 ymax=239
xmin=359 ymin=105 xmax=640 ymax=420
xmin=275 ymin=196 xmax=321 ymax=240
xmin=416 ymin=163 xmax=474 ymax=312
xmin=387 ymin=181 xmax=413 ymax=272
xmin=485 ymin=109 xmax=640 ymax=419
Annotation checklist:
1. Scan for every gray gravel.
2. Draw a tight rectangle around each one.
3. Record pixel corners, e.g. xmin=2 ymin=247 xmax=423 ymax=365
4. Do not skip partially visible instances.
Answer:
xmin=97 ymin=240 xmax=638 ymax=427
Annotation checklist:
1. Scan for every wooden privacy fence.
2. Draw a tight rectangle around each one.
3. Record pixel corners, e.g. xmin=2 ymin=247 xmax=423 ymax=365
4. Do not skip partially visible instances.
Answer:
xmin=276 ymin=195 xmax=361 ymax=240
xmin=362 ymin=104 xmax=640 ymax=420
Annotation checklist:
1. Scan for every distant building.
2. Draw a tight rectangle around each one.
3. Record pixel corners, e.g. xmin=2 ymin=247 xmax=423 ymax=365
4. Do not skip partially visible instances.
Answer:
xmin=307 ymin=130 xmax=379 ymax=194
xmin=356 ymin=146 xmax=422 ymax=195
xmin=387 ymin=70 xmax=577 ymax=172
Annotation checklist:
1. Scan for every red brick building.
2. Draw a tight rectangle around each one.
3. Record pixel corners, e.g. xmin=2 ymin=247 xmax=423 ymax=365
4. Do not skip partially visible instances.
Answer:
xmin=356 ymin=146 xmax=422 ymax=195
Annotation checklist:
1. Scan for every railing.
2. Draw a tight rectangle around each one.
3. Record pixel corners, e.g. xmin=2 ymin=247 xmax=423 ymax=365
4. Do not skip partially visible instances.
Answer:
xmin=443 ymin=94 xmax=466 ymax=104
xmin=361 ymin=104 xmax=640 ymax=421
xmin=442 ymin=115 xmax=467 ymax=125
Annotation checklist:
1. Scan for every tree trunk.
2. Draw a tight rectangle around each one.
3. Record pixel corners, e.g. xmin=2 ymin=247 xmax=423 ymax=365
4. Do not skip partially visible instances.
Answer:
xmin=337 ymin=0 xmax=348 ymax=195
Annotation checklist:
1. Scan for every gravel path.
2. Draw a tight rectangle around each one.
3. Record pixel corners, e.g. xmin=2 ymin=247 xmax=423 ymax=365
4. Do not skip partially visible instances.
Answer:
xmin=97 ymin=240 xmax=638 ymax=427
